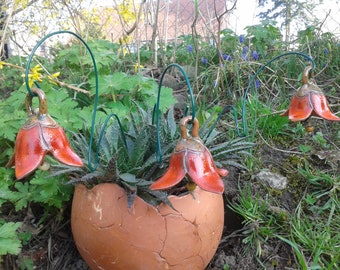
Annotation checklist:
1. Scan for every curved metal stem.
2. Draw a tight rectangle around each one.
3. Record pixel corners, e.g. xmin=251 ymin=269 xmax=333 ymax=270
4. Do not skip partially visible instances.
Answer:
xmin=241 ymin=51 xmax=315 ymax=136
xmin=24 ymin=30 xmax=101 ymax=171
xmin=154 ymin=63 xmax=196 ymax=163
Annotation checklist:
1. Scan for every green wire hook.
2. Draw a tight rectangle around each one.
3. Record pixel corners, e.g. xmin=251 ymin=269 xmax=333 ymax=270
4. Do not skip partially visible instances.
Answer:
xmin=154 ymin=63 xmax=196 ymax=164
xmin=25 ymin=30 xmax=98 ymax=97
xmin=24 ymin=30 xmax=126 ymax=172
xmin=241 ymin=51 xmax=316 ymax=136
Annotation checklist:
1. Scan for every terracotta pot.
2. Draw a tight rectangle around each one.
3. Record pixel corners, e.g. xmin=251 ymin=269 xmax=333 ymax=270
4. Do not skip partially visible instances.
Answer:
xmin=71 ymin=183 xmax=224 ymax=270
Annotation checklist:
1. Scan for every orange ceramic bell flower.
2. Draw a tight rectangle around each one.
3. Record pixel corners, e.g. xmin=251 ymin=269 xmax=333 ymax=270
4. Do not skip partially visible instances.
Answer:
xmin=6 ymin=88 xmax=83 ymax=180
xmin=281 ymin=66 xmax=340 ymax=122
xmin=150 ymin=116 xmax=228 ymax=194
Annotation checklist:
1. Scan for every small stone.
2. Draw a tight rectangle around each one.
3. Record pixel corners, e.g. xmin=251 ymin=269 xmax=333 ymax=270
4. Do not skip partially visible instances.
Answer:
xmin=256 ymin=170 xmax=287 ymax=190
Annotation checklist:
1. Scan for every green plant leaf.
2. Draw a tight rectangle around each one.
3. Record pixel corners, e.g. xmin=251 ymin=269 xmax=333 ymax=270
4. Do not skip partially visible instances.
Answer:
xmin=28 ymin=171 xmax=73 ymax=208
xmin=167 ymin=106 xmax=177 ymax=139
xmin=0 ymin=222 xmax=22 ymax=255
xmin=19 ymin=257 xmax=34 ymax=270
xmin=119 ymin=173 xmax=137 ymax=184
xmin=0 ymin=168 xmax=16 ymax=207
xmin=0 ymin=88 xmax=27 ymax=141
xmin=275 ymin=234 xmax=308 ymax=270
xmin=13 ymin=182 xmax=31 ymax=211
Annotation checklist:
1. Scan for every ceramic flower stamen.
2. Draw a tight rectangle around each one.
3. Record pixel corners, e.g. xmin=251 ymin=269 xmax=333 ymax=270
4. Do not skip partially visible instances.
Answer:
xmin=6 ymin=88 xmax=83 ymax=179
xmin=150 ymin=116 xmax=228 ymax=194
xmin=281 ymin=66 xmax=340 ymax=122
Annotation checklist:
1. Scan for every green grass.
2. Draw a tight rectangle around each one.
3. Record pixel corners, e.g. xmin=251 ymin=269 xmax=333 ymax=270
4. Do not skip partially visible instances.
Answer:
xmin=230 ymin=153 xmax=339 ymax=269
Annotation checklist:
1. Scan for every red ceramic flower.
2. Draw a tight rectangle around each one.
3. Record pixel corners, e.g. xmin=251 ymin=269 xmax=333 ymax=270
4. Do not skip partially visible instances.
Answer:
xmin=6 ymin=88 xmax=83 ymax=180
xmin=150 ymin=116 xmax=228 ymax=194
xmin=281 ymin=66 xmax=340 ymax=122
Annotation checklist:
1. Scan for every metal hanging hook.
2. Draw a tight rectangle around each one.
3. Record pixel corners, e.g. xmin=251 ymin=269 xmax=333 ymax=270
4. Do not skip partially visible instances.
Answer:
xmin=24 ymin=30 xmax=98 ymax=97
xmin=154 ymin=63 xmax=196 ymax=164
xmin=180 ymin=115 xmax=199 ymax=139
xmin=24 ymin=31 xmax=154 ymax=173
xmin=240 ymin=51 xmax=316 ymax=136
xmin=25 ymin=88 xmax=48 ymax=116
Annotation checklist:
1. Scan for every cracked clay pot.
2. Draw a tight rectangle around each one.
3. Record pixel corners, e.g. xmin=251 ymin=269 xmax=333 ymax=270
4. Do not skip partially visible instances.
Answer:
xmin=71 ymin=183 xmax=224 ymax=270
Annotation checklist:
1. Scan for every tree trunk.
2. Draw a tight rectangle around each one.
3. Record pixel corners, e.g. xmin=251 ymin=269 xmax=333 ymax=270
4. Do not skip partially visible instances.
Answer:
xmin=151 ymin=0 xmax=160 ymax=67
xmin=0 ymin=11 xmax=9 ymax=60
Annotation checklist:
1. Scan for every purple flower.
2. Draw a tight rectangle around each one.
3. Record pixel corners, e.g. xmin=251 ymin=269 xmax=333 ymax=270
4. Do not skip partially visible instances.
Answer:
xmin=242 ymin=46 xmax=249 ymax=54
xmin=252 ymin=50 xmax=259 ymax=61
xmin=239 ymin=35 xmax=245 ymax=43
xmin=255 ymin=79 xmax=260 ymax=89
xmin=187 ymin=44 xmax=193 ymax=53
xmin=223 ymin=54 xmax=232 ymax=61
xmin=324 ymin=48 xmax=329 ymax=54
xmin=201 ymin=57 xmax=208 ymax=65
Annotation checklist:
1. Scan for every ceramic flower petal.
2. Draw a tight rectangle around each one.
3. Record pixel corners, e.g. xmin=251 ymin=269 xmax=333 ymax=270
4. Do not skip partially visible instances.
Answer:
xmin=42 ymin=126 xmax=84 ymax=166
xmin=7 ymin=125 xmax=45 ymax=179
xmin=6 ymin=88 xmax=83 ymax=180
xmin=149 ymin=151 xmax=186 ymax=190
xmin=150 ymin=116 xmax=227 ymax=194
xmin=186 ymin=148 xmax=226 ymax=194
xmin=281 ymin=66 xmax=339 ymax=122
xmin=281 ymin=94 xmax=313 ymax=122
xmin=216 ymin=167 xmax=229 ymax=176
xmin=310 ymin=92 xmax=340 ymax=121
